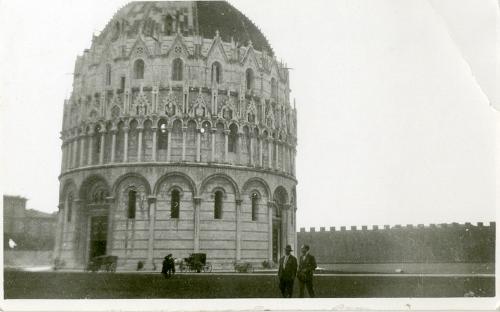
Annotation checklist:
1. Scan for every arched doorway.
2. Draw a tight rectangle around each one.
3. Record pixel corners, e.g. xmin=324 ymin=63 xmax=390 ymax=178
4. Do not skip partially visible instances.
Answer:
xmin=80 ymin=176 xmax=111 ymax=265
xmin=273 ymin=187 xmax=288 ymax=262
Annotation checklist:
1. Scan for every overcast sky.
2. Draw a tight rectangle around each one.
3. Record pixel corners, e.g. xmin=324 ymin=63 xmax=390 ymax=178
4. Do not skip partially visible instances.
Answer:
xmin=0 ymin=0 xmax=497 ymax=229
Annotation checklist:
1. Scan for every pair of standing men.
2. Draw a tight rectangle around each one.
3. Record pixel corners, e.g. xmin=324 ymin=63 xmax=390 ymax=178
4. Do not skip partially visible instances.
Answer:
xmin=278 ymin=244 xmax=317 ymax=298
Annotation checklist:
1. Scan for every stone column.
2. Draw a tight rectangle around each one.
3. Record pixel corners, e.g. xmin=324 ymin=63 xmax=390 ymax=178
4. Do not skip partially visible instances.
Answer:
xmin=275 ymin=140 xmax=279 ymax=170
xmin=152 ymin=128 xmax=157 ymax=162
xmin=211 ymin=128 xmax=216 ymax=162
xmin=249 ymin=133 xmax=254 ymax=166
xmin=224 ymin=130 xmax=229 ymax=163
xmin=193 ymin=197 xmax=201 ymax=252
xmin=181 ymin=127 xmax=187 ymax=161
xmin=72 ymin=199 xmax=84 ymax=267
xmin=87 ymin=133 xmax=94 ymax=166
xmin=268 ymin=139 xmax=273 ymax=169
xmin=123 ymin=127 xmax=129 ymax=162
xmin=146 ymin=196 xmax=157 ymax=270
xmin=267 ymin=201 xmax=274 ymax=262
xmin=105 ymin=196 xmax=115 ymax=256
xmin=235 ymin=199 xmax=242 ymax=261
xmin=99 ymin=129 xmax=105 ymax=165
xmin=110 ymin=129 xmax=116 ymax=163
xmin=196 ymin=130 xmax=201 ymax=162
xmin=60 ymin=143 xmax=66 ymax=172
xmin=70 ymin=139 xmax=76 ymax=169
xmin=137 ymin=127 xmax=143 ymax=162
xmin=166 ymin=128 xmax=172 ymax=162
xmin=79 ymin=135 xmax=86 ymax=167
xmin=235 ymin=133 xmax=241 ymax=164
xmin=259 ymin=136 xmax=263 ymax=167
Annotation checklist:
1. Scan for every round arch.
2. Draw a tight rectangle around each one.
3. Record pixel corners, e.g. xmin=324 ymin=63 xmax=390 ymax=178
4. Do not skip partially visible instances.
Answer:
xmin=273 ymin=185 xmax=289 ymax=204
xmin=79 ymin=174 xmax=111 ymax=201
xmin=242 ymin=177 xmax=271 ymax=200
xmin=60 ymin=179 xmax=77 ymax=202
xmin=112 ymin=172 xmax=151 ymax=197
xmin=199 ymin=173 xmax=240 ymax=200
xmin=153 ymin=172 xmax=197 ymax=196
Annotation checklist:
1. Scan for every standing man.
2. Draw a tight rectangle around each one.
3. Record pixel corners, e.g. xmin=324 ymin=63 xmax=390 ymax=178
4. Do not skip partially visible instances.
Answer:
xmin=297 ymin=244 xmax=317 ymax=298
xmin=278 ymin=244 xmax=298 ymax=298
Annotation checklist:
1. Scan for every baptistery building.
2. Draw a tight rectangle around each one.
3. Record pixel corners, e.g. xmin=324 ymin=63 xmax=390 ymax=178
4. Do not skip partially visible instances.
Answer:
xmin=55 ymin=1 xmax=297 ymax=271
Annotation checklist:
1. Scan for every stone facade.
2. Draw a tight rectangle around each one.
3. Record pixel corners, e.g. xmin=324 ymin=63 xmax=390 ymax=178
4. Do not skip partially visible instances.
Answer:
xmin=56 ymin=1 xmax=298 ymax=271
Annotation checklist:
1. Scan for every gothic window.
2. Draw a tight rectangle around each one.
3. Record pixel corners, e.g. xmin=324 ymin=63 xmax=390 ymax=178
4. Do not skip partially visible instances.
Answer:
xmin=245 ymin=68 xmax=254 ymax=90
xmin=228 ymin=124 xmax=238 ymax=153
xmin=251 ymin=193 xmax=259 ymax=221
xmin=133 ymin=59 xmax=145 ymax=79
xmin=120 ymin=76 xmax=126 ymax=90
xmin=214 ymin=191 xmax=223 ymax=219
xmin=211 ymin=62 xmax=222 ymax=84
xmin=271 ymin=78 xmax=277 ymax=99
xmin=164 ymin=15 xmax=173 ymax=35
xmin=172 ymin=58 xmax=183 ymax=81
xmin=158 ymin=121 xmax=168 ymax=150
xmin=66 ymin=194 xmax=73 ymax=222
xmin=171 ymin=189 xmax=180 ymax=219
xmin=105 ymin=64 xmax=112 ymax=86
xmin=127 ymin=190 xmax=136 ymax=219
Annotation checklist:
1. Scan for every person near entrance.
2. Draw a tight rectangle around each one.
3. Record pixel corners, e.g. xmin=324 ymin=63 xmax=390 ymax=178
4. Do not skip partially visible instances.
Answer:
xmin=278 ymin=244 xmax=297 ymax=298
xmin=297 ymin=244 xmax=317 ymax=298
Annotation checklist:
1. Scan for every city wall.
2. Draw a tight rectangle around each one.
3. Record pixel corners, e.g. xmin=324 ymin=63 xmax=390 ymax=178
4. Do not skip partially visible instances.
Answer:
xmin=298 ymin=222 xmax=495 ymax=264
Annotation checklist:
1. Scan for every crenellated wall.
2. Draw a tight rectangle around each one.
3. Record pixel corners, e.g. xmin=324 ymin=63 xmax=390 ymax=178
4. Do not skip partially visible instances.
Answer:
xmin=298 ymin=222 xmax=495 ymax=264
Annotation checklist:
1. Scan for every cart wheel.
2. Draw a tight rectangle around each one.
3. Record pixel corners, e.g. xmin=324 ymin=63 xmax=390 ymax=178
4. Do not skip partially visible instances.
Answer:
xmin=203 ymin=263 xmax=212 ymax=273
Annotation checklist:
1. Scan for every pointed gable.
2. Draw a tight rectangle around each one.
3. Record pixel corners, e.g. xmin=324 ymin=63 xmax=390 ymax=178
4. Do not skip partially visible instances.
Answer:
xmin=206 ymin=33 xmax=229 ymax=63
xmin=165 ymin=32 xmax=190 ymax=58
xmin=129 ymin=36 xmax=151 ymax=59
xmin=241 ymin=45 xmax=261 ymax=71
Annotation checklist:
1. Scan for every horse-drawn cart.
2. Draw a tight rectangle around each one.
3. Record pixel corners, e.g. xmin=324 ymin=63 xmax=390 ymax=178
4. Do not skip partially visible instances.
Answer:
xmin=179 ymin=253 xmax=212 ymax=273
xmin=86 ymin=255 xmax=118 ymax=272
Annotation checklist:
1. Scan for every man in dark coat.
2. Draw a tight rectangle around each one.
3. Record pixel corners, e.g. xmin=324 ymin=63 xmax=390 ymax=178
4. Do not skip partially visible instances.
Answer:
xmin=297 ymin=244 xmax=317 ymax=298
xmin=161 ymin=254 xmax=175 ymax=278
xmin=278 ymin=244 xmax=298 ymax=298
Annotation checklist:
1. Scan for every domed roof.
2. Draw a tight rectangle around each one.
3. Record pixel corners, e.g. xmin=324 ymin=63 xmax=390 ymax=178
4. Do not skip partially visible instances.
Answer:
xmin=98 ymin=1 xmax=273 ymax=55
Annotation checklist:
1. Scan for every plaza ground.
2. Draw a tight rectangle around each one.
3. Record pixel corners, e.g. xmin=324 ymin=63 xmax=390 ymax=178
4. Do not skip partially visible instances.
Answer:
xmin=4 ymin=270 xmax=494 ymax=299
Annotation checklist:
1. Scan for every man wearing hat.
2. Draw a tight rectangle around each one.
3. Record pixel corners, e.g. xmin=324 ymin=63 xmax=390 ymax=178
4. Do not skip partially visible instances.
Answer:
xmin=278 ymin=244 xmax=298 ymax=298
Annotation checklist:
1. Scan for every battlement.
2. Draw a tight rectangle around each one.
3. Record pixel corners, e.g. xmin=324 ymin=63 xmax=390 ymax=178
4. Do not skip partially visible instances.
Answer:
xmin=298 ymin=221 xmax=495 ymax=264
xmin=299 ymin=221 xmax=496 ymax=233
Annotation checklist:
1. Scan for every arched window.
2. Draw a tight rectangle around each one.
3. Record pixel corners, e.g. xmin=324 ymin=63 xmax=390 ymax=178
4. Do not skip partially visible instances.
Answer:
xmin=228 ymin=124 xmax=238 ymax=153
xmin=214 ymin=191 xmax=223 ymax=219
xmin=172 ymin=58 xmax=183 ymax=81
xmin=211 ymin=62 xmax=222 ymax=84
xmin=105 ymin=64 xmax=112 ymax=86
xmin=245 ymin=68 xmax=254 ymax=90
xmin=127 ymin=190 xmax=136 ymax=219
xmin=133 ymin=59 xmax=145 ymax=79
xmin=251 ymin=193 xmax=259 ymax=221
xmin=270 ymin=78 xmax=277 ymax=99
xmin=67 ymin=194 xmax=73 ymax=222
xmin=164 ymin=15 xmax=173 ymax=35
xmin=171 ymin=189 xmax=180 ymax=219
xmin=158 ymin=121 xmax=168 ymax=150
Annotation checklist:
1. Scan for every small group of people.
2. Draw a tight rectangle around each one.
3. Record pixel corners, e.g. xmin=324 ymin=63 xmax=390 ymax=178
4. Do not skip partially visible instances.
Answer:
xmin=161 ymin=254 xmax=175 ymax=278
xmin=278 ymin=244 xmax=317 ymax=298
